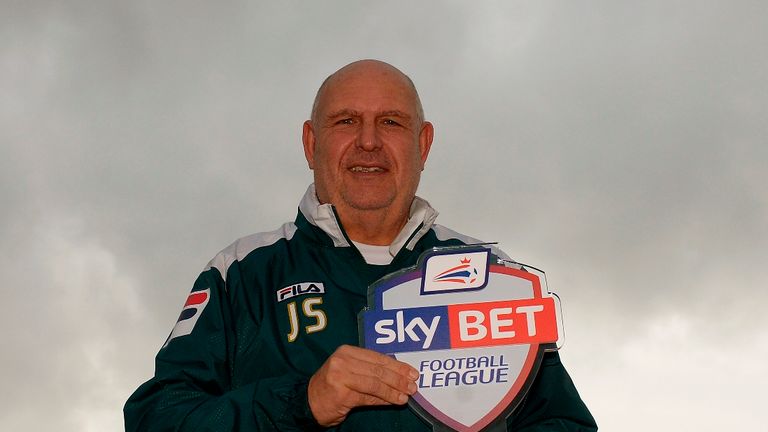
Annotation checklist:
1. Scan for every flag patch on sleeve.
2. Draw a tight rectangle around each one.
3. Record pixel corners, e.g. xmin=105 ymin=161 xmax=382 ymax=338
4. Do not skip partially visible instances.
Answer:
xmin=163 ymin=288 xmax=210 ymax=347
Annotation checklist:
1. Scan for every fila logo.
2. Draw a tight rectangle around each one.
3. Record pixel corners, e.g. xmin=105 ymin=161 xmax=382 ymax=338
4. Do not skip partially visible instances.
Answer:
xmin=276 ymin=282 xmax=325 ymax=302
xmin=164 ymin=288 xmax=210 ymax=347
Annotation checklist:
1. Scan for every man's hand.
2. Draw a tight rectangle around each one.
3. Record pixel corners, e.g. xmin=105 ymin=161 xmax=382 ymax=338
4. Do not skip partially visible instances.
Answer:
xmin=307 ymin=344 xmax=419 ymax=427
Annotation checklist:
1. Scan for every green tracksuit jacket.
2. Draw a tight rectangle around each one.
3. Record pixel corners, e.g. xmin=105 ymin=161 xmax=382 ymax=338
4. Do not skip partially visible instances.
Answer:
xmin=124 ymin=185 xmax=597 ymax=431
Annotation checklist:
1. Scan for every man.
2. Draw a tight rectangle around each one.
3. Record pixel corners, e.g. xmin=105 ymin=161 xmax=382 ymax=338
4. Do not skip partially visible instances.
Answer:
xmin=125 ymin=60 xmax=596 ymax=431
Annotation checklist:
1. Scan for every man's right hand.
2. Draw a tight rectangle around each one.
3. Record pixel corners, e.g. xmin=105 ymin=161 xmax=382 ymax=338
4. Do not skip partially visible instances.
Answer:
xmin=307 ymin=344 xmax=419 ymax=427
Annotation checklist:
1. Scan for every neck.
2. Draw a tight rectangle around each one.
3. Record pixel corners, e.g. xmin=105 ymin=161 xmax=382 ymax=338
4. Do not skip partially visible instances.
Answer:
xmin=337 ymin=206 xmax=410 ymax=245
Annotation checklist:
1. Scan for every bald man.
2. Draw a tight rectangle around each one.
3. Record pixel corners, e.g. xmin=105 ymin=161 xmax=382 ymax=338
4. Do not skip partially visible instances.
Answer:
xmin=125 ymin=60 xmax=596 ymax=431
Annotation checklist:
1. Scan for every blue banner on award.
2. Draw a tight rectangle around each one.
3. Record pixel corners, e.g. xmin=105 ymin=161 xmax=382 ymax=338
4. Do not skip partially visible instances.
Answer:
xmin=359 ymin=245 xmax=564 ymax=432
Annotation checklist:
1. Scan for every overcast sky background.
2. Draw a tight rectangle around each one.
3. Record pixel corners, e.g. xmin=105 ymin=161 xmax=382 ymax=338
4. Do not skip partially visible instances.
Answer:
xmin=2 ymin=1 xmax=766 ymax=431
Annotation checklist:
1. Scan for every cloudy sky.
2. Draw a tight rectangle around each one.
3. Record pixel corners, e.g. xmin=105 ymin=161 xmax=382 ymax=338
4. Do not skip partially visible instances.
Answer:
xmin=2 ymin=1 xmax=766 ymax=431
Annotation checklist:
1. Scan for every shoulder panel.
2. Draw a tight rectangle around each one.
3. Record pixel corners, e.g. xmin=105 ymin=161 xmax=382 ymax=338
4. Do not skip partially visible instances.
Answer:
xmin=205 ymin=222 xmax=298 ymax=282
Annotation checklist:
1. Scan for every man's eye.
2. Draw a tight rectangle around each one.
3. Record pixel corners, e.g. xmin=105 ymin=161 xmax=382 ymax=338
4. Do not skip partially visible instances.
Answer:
xmin=382 ymin=119 xmax=401 ymax=126
xmin=336 ymin=118 xmax=354 ymax=125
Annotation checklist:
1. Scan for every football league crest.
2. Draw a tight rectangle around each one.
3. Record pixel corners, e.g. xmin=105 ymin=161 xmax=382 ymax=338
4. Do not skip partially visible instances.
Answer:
xmin=359 ymin=246 xmax=563 ymax=431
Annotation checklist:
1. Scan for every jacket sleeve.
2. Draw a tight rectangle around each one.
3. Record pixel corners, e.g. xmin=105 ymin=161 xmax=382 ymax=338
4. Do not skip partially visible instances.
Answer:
xmin=506 ymin=351 xmax=598 ymax=431
xmin=123 ymin=266 xmax=322 ymax=432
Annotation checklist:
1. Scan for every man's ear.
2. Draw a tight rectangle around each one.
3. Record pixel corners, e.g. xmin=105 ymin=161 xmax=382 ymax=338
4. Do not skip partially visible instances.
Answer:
xmin=418 ymin=121 xmax=434 ymax=168
xmin=302 ymin=120 xmax=316 ymax=169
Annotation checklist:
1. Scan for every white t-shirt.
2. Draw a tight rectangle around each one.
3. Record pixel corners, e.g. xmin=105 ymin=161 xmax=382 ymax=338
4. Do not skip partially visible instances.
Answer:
xmin=352 ymin=241 xmax=394 ymax=265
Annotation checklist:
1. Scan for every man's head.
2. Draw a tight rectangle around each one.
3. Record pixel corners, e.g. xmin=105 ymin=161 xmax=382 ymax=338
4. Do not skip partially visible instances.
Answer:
xmin=310 ymin=63 xmax=425 ymax=126
xmin=302 ymin=60 xmax=434 ymax=240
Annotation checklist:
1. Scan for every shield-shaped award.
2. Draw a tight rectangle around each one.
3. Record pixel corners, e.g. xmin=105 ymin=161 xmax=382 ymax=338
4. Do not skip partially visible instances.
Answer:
xmin=359 ymin=245 xmax=564 ymax=432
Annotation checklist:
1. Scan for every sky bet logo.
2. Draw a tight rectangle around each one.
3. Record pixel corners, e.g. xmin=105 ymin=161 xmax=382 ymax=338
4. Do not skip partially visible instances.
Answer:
xmin=360 ymin=246 xmax=564 ymax=432
xmin=363 ymin=298 xmax=556 ymax=354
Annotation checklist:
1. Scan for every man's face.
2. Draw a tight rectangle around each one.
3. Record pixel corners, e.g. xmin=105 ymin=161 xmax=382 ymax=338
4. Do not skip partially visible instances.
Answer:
xmin=303 ymin=63 xmax=433 ymax=215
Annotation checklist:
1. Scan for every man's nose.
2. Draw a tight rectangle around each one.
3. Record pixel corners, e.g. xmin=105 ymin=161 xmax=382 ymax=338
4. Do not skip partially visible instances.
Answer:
xmin=356 ymin=120 xmax=381 ymax=151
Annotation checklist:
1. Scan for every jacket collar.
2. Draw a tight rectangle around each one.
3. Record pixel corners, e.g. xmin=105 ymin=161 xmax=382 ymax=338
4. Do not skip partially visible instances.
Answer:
xmin=297 ymin=184 xmax=439 ymax=255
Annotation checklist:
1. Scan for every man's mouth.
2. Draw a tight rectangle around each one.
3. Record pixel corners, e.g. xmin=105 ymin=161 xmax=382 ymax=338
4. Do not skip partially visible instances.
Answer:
xmin=349 ymin=166 xmax=385 ymax=173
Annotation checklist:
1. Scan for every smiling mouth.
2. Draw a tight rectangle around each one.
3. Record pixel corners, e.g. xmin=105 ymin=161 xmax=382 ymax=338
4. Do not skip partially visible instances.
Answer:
xmin=349 ymin=166 xmax=385 ymax=173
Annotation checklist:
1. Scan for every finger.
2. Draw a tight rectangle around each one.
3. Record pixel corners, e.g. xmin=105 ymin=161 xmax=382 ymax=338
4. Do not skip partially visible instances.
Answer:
xmin=330 ymin=354 xmax=418 ymax=397
xmin=355 ymin=392 xmax=393 ymax=407
xmin=337 ymin=345 xmax=419 ymax=381
xmin=347 ymin=374 xmax=412 ymax=405
xmin=379 ymin=356 xmax=420 ymax=382
xmin=367 ymin=361 xmax=419 ymax=396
